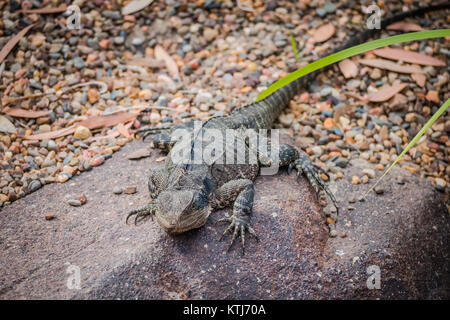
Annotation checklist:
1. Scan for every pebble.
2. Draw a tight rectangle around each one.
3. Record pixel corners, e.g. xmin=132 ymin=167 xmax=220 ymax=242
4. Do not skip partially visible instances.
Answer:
xmin=352 ymin=176 xmax=360 ymax=185
xmin=74 ymin=126 xmax=92 ymax=140
xmin=68 ymin=199 xmax=82 ymax=207
xmin=113 ymin=187 xmax=123 ymax=194
xmin=45 ymin=212 xmax=56 ymax=220
xmin=124 ymin=186 xmax=137 ymax=194
xmin=29 ymin=180 xmax=42 ymax=192
xmin=374 ymin=186 xmax=384 ymax=195
xmin=362 ymin=168 xmax=375 ymax=179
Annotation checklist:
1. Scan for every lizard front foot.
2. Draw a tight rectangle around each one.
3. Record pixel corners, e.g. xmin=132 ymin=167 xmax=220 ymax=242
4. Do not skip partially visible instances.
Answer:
xmin=126 ymin=202 xmax=156 ymax=225
xmin=216 ymin=214 xmax=259 ymax=254
xmin=289 ymin=153 xmax=339 ymax=214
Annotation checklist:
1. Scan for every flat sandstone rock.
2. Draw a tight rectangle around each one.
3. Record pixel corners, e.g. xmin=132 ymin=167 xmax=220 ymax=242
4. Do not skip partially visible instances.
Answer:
xmin=0 ymin=141 xmax=448 ymax=299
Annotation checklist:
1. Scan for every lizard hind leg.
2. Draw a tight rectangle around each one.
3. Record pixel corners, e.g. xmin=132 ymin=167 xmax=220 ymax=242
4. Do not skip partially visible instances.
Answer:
xmin=261 ymin=144 xmax=339 ymax=214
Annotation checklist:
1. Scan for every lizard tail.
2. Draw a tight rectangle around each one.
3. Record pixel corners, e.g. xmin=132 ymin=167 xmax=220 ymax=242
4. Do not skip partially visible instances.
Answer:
xmin=253 ymin=2 xmax=450 ymax=125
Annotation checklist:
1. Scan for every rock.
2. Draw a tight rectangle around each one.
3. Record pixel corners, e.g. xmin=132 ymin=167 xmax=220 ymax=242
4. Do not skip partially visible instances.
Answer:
xmin=352 ymin=176 xmax=360 ymax=185
xmin=335 ymin=158 xmax=348 ymax=168
xmin=124 ymin=186 xmax=137 ymax=194
xmin=77 ymin=194 xmax=87 ymax=205
xmin=0 ymin=116 xmax=17 ymax=134
xmin=203 ymin=28 xmax=218 ymax=42
xmin=29 ymin=180 xmax=42 ymax=192
xmin=68 ymin=199 xmax=82 ymax=207
xmin=74 ymin=126 xmax=92 ymax=140
xmin=88 ymin=88 xmax=100 ymax=104
xmin=0 ymin=139 xmax=448 ymax=300
xmin=194 ymin=91 xmax=213 ymax=105
xmin=113 ymin=187 xmax=123 ymax=194
xmin=362 ymin=168 xmax=376 ymax=179
xmin=45 ymin=212 xmax=56 ymax=220
xmin=374 ymin=185 xmax=384 ymax=194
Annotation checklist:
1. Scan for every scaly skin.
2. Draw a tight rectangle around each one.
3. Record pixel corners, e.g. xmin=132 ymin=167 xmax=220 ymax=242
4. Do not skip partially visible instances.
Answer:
xmin=127 ymin=4 xmax=450 ymax=253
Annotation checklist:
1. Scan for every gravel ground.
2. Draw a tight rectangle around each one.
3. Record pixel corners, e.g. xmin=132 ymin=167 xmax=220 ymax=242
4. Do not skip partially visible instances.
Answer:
xmin=0 ymin=0 xmax=449 ymax=209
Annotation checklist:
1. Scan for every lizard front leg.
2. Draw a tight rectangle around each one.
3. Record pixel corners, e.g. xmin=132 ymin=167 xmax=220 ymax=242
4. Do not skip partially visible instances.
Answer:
xmin=126 ymin=166 xmax=169 ymax=225
xmin=213 ymin=179 xmax=258 ymax=254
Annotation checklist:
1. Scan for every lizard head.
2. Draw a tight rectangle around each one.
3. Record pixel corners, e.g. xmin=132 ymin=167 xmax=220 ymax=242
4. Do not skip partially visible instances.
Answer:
xmin=155 ymin=189 xmax=212 ymax=234
xmin=154 ymin=174 xmax=214 ymax=234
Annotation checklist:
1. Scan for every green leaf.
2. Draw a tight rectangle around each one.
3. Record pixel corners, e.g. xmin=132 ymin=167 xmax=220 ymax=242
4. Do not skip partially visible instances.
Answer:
xmin=364 ymin=98 xmax=450 ymax=197
xmin=290 ymin=34 xmax=299 ymax=63
xmin=257 ymin=29 xmax=450 ymax=101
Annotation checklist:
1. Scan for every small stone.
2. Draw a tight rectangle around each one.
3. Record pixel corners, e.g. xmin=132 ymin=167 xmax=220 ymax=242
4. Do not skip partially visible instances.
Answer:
xmin=39 ymin=124 xmax=51 ymax=133
xmin=74 ymin=126 xmax=92 ymax=140
xmin=349 ymin=196 xmax=356 ymax=203
xmin=329 ymin=230 xmax=338 ymax=237
xmin=89 ymin=156 xmax=105 ymax=167
xmin=56 ymin=174 xmax=69 ymax=183
xmin=323 ymin=118 xmax=335 ymax=129
xmin=376 ymin=164 xmax=384 ymax=171
xmin=124 ymin=186 xmax=137 ymax=194
xmin=362 ymin=168 xmax=375 ymax=179
xmin=395 ymin=176 xmax=405 ymax=185
xmin=326 ymin=217 xmax=335 ymax=225
xmin=68 ymin=199 xmax=82 ymax=207
xmin=435 ymin=178 xmax=446 ymax=189
xmin=370 ymin=68 xmax=382 ymax=80
xmin=29 ymin=180 xmax=42 ymax=192
xmin=113 ymin=187 xmax=123 ymax=194
xmin=405 ymin=113 xmax=416 ymax=123
xmin=374 ymin=186 xmax=384 ymax=194
xmin=335 ymin=158 xmax=348 ymax=168
xmin=361 ymin=175 xmax=369 ymax=184
xmin=45 ymin=212 xmax=56 ymax=220
xmin=203 ymin=28 xmax=218 ymax=41
xmin=77 ymin=194 xmax=87 ymax=205
xmin=194 ymin=91 xmax=213 ymax=105
xmin=340 ymin=232 xmax=347 ymax=238
xmin=88 ymin=88 xmax=100 ymax=104
xmin=352 ymin=176 xmax=360 ymax=185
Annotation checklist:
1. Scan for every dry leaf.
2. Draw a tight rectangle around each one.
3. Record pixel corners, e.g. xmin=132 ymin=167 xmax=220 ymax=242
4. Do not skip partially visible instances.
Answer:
xmin=359 ymin=59 xmax=423 ymax=74
xmin=312 ymin=23 xmax=335 ymax=43
xmin=20 ymin=6 xmax=67 ymax=14
xmin=0 ymin=23 xmax=36 ymax=65
xmin=117 ymin=122 xmax=130 ymax=138
xmin=2 ymin=107 xmax=49 ymax=118
xmin=369 ymin=83 xmax=408 ymax=102
xmin=24 ymin=111 xmax=138 ymax=140
xmin=373 ymin=48 xmax=445 ymax=66
xmin=126 ymin=148 xmax=151 ymax=160
xmin=122 ymin=0 xmax=154 ymax=15
xmin=411 ymin=73 xmax=426 ymax=87
xmin=154 ymin=45 xmax=180 ymax=79
xmin=338 ymin=59 xmax=358 ymax=78
xmin=387 ymin=22 xmax=424 ymax=32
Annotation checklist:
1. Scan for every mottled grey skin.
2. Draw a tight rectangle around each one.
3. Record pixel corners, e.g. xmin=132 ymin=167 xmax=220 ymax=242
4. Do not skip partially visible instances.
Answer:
xmin=127 ymin=4 xmax=450 ymax=253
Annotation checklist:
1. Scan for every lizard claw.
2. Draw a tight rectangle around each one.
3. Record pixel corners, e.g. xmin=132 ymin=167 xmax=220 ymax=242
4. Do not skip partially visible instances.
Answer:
xmin=294 ymin=153 xmax=339 ymax=215
xmin=217 ymin=214 xmax=258 ymax=254
xmin=126 ymin=203 xmax=156 ymax=225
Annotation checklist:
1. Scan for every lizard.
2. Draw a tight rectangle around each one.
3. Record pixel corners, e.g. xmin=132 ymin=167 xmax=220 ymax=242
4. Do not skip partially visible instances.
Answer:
xmin=126 ymin=3 xmax=450 ymax=253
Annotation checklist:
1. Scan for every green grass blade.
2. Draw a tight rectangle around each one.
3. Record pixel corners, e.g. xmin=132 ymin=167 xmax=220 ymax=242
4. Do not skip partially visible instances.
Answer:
xmin=257 ymin=29 xmax=450 ymax=101
xmin=290 ymin=35 xmax=299 ymax=63
xmin=364 ymin=98 xmax=450 ymax=198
